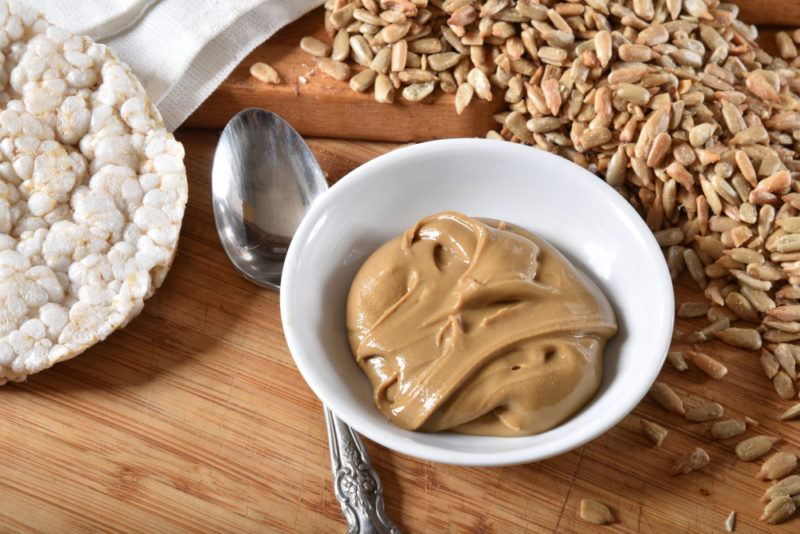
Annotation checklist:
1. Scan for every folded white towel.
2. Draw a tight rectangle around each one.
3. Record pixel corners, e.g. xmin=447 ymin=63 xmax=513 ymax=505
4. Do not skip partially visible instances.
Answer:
xmin=29 ymin=0 xmax=324 ymax=130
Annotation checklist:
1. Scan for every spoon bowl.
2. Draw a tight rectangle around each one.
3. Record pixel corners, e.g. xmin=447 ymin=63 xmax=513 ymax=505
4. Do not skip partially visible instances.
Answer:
xmin=211 ymin=108 xmax=327 ymax=289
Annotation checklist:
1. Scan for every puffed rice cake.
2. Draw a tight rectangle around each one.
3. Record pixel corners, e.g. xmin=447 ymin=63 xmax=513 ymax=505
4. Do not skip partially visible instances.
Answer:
xmin=0 ymin=0 xmax=188 ymax=383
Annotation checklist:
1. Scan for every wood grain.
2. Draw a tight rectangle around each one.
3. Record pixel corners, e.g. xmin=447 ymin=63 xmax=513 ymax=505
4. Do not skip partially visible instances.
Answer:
xmin=184 ymin=4 xmax=799 ymax=139
xmin=1 ymin=131 xmax=799 ymax=533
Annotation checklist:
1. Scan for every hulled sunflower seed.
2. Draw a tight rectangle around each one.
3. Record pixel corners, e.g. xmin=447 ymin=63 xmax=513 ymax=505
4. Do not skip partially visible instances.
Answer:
xmin=762 ymin=475 xmax=800 ymax=502
xmin=671 ymin=447 xmax=710 ymax=475
xmin=649 ymin=382 xmax=684 ymax=415
xmin=711 ymin=419 xmax=747 ymax=440
xmin=757 ymin=452 xmax=797 ymax=481
xmin=374 ymin=72 xmax=394 ymax=103
xmin=678 ymin=302 xmax=709 ymax=318
xmin=761 ymin=350 xmax=781 ymax=379
xmin=467 ymin=68 xmax=493 ymax=100
xmin=761 ymin=496 xmax=795 ymax=524
xmin=713 ymin=327 xmax=762 ymax=350
xmin=641 ymin=418 xmax=668 ymax=446
xmin=736 ymin=435 xmax=780 ymax=461
xmin=349 ymin=69 xmax=377 ymax=92
xmin=579 ymin=499 xmax=614 ymax=525
xmin=688 ymin=351 xmax=728 ymax=380
xmin=250 ymin=62 xmax=281 ymax=84
xmin=780 ymin=402 xmax=800 ymax=421
xmin=686 ymin=402 xmax=724 ymax=422
xmin=667 ymin=351 xmax=689 ymax=372
xmin=317 ymin=58 xmax=351 ymax=81
xmin=773 ymin=371 xmax=796 ymax=399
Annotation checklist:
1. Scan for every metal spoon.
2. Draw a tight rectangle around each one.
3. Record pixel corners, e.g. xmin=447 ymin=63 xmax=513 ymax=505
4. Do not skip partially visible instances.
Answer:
xmin=211 ymin=108 xmax=399 ymax=534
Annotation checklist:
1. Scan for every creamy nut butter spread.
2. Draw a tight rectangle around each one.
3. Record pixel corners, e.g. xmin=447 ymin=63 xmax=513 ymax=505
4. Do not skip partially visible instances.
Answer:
xmin=346 ymin=212 xmax=617 ymax=436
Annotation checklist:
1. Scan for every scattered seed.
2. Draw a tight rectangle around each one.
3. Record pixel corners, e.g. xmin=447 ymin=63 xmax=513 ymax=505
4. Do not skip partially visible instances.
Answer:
xmin=780 ymin=402 xmax=800 ymax=421
xmin=762 ymin=475 xmax=800 ymax=502
xmin=761 ymin=496 xmax=795 ymax=524
xmin=579 ymin=499 xmax=614 ymax=525
xmin=773 ymin=371 xmax=796 ymax=399
xmin=711 ymin=419 xmax=747 ymax=440
xmin=686 ymin=402 xmax=724 ymax=422
xmin=713 ymin=328 xmax=762 ymax=350
xmin=757 ymin=452 xmax=797 ymax=481
xmin=688 ymin=351 xmax=728 ymax=380
xmin=641 ymin=418 xmax=668 ymax=446
xmin=649 ymin=382 xmax=684 ymax=415
xmin=250 ymin=62 xmax=281 ymax=84
xmin=735 ymin=435 xmax=780 ymax=461
xmin=672 ymin=447 xmax=710 ymax=475
xmin=300 ymin=36 xmax=331 ymax=58
xmin=317 ymin=58 xmax=351 ymax=81
xmin=667 ymin=351 xmax=689 ymax=372
xmin=678 ymin=302 xmax=709 ymax=318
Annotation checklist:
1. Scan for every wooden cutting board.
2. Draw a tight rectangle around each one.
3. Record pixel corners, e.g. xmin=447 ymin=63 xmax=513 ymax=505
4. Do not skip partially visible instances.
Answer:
xmin=185 ymin=4 xmax=800 ymax=142
xmin=3 ymin=3 xmax=800 ymax=533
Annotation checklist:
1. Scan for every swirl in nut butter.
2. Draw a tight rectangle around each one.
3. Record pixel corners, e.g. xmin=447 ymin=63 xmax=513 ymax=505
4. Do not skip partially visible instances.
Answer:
xmin=346 ymin=212 xmax=617 ymax=436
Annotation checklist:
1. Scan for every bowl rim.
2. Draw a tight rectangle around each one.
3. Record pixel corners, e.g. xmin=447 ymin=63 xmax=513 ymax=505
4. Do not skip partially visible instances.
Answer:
xmin=280 ymin=138 xmax=674 ymax=466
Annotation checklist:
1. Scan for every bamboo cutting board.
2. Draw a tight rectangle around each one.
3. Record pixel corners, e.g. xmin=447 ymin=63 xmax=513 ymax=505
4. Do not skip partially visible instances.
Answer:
xmin=3 ymin=2 xmax=800 ymax=533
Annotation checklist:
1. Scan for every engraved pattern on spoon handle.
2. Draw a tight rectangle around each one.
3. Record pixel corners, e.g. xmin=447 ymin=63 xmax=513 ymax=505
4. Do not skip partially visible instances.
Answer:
xmin=325 ymin=407 xmax=401 ymax=534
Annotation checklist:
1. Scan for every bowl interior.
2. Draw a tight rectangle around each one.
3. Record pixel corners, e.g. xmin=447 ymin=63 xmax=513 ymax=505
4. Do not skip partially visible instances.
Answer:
xmin=281 ymin=139 xmax=673 ymax=466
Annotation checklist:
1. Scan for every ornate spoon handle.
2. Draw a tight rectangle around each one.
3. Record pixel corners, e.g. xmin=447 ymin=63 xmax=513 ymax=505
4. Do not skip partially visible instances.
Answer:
xmin=324 ymin=407 xmax=401 ymax=534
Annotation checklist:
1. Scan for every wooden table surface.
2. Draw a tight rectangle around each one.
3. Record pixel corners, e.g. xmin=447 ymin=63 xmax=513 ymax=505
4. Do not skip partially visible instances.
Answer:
xmin=3 ymin=4 xmax=800 ymax=533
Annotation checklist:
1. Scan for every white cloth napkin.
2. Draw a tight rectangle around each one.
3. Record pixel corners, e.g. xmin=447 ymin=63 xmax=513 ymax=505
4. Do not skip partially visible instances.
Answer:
xmin=29 ymin=0 xmax=324 ymax=131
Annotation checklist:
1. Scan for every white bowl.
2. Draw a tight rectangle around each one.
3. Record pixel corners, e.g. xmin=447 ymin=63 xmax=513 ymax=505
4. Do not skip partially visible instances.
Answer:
xmin=281 ymin=139 xmax=673 ymax=466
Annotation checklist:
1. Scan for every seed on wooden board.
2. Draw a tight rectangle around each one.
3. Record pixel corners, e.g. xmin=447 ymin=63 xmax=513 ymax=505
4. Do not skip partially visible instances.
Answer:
xmin=774 ymin=344 xmax=797 ymax=377
xmin=641 ymin=418 xmax=668 ymax=446
xmin=684 ymin=249 xmax=707 ymax=288
xmin=349 ymin=69 xmax=377 ymax=92
xmin=455 ymin=82 xmax=474 ymax=115
xmin=677 ymin=302 xmax=709 ymax=318
xmin=504 ymin=111 xmax=532 ymax=144
xmin=757 ymin=452 xmax=797 ymax=481
xmin=250 ymin=62 xmax=281 ymax=84
xmin=317 ymin=58 xmax=351 ymax=81
xmin=687 ymin=351 xmax=728 ymax=380
xmin=390 ymin=39 xmax=407 ymax=72
xmin=331 ymin=29 xmax=351 ymax=61
xmin=672 ymin=447 xmax=710 ymax=475
xmin=687 ymin=318 xmax=730 ymax=343
xmin=374 ymin=73 xmax=394 ymax=103
xmin=713 ymin=327 xmax=762 ymax=350
xmin=761 ymin=496 xmax=796 ymax=524
xmin=467 ymin=68 xmax=492 ymax=100
xmin=773 ymin=371 xmax=796 ymax=399
xmin=370 ymin=47 xmax=391 ymax=73
xmin=428 ymin=52 xmax=462 ymax=71
xmin=649 ymin=382 xmax=684 ymax=415
xmin=402 ymin=81 xmax=435 ymax=102
xmin=711 ymin=419 xmax=747 ymax=440
xmin=300 ymin=36 xmax=332 ymax=58
xmin=686 ymin=402 xmax=724 ymax=422
xmin=776 ymin=31 xmax=798 ymax=60
xmin=762 ymin=475 xmax=800 ymax=503
xmin=667 ymin=351 xmax=689 ymax=372
xmin=724 ymin=292 xmax=759 ymax=323
xmin=735 ymin=435 xmax=779 ymax=461
xmin=761 ymin=350 xmax=781 ymax=379
xmin=667 ymin=245 xmax=685 ymax=280
xmin=780 ymin=402 xmax=800 ymax=421
xmin=579 ymin=499 xmax=614 ymax=525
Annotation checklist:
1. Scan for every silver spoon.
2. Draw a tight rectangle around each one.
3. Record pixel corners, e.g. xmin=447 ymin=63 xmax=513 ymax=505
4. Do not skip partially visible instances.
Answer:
xmin=212 ymin=108 xmax=399 ymax=534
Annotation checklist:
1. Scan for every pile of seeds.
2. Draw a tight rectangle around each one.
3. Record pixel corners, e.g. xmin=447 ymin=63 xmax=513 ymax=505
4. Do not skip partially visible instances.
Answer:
xmin=304 ymin=0 xmax=800 ymax=356
xmin=293 ymin=0 xmax=800 ymax=526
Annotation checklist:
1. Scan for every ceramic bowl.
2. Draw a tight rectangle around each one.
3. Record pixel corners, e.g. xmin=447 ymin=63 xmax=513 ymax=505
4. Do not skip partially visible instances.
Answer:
xmin=281 ymin=138 xmax=673 ymax=466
